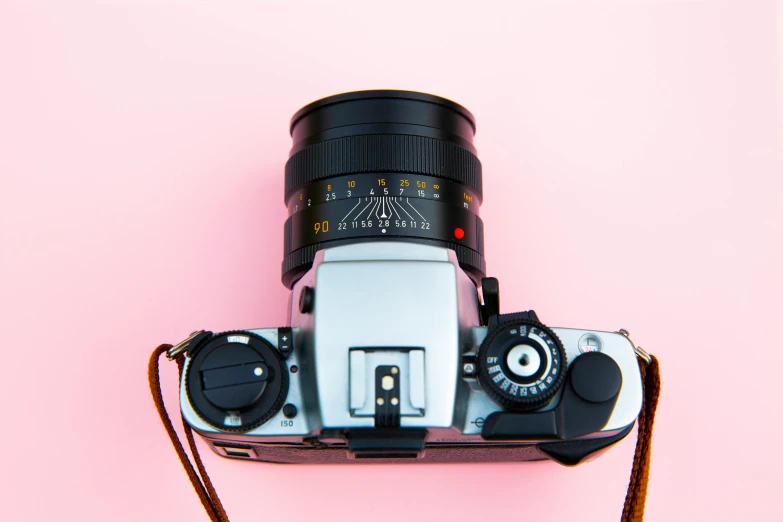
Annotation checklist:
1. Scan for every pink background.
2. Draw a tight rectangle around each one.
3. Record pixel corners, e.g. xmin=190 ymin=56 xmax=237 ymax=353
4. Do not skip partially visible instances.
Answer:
xmin=1 ymin=1 xmax=782 ymax=521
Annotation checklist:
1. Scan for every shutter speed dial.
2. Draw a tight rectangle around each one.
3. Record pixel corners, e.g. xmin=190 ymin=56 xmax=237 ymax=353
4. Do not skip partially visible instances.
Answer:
xmin=185 ymin=332 xmax=288 ymax=432
xmin=477 ymin=319 xmax=567 ymax=411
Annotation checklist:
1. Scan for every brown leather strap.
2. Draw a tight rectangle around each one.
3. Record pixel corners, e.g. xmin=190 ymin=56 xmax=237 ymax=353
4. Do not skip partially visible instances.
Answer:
xmin=148 ymin=344 xmax=230 ymax=522
xmin=622 ymin=355 xmax=661 ymax=522
xmin=150 ymin=343 xmax=658 ymax=522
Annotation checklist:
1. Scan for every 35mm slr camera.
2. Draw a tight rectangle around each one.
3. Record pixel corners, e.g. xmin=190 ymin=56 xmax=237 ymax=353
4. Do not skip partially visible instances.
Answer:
xmin=172 ymin=91 xmax=647 ymax=465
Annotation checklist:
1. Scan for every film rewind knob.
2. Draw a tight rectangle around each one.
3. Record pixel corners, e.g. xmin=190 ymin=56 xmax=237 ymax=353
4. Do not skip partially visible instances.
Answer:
xmin=185 ymin=332 xmax=289 ymax=432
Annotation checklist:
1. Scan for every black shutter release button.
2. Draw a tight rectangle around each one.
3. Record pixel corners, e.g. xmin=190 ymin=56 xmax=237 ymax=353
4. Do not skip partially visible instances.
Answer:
xmin=569 ymin=352 xmax=622 ymax=403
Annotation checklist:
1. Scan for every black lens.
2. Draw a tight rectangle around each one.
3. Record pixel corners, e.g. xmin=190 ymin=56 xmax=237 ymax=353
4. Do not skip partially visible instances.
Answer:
xmin=282 ymin=90 xmax=485 ymax=288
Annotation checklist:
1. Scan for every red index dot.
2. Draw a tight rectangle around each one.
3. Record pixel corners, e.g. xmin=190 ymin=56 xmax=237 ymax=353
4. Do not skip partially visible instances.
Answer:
xmin=454 ymin=227 xmax=465 ymax=240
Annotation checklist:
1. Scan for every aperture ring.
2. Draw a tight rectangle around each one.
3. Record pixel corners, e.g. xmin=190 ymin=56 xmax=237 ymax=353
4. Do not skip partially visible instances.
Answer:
xmin=284 ymin=134 xmax=482 ymax=202
xmin=281 ymin=239 xmax=486 ymax=289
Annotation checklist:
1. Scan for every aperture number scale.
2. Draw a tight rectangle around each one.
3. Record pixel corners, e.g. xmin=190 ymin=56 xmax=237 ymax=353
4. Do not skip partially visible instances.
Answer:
xmin=325 ymin=196 xmax=431 ymax=234
xmin=286 ymin=195 xmax=481 ymax=253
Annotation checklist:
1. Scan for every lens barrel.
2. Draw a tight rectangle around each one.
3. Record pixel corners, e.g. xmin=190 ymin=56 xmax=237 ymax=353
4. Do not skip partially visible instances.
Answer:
xmin=282 ymin=90 xmax=485 ymax=288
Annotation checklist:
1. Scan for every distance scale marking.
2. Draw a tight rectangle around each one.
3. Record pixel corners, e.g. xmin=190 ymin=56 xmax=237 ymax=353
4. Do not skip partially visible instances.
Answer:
xmin=286 ymin=195 xmax=483 ymax=252
xmin=287 ymin=173 xmax=481 ymax=216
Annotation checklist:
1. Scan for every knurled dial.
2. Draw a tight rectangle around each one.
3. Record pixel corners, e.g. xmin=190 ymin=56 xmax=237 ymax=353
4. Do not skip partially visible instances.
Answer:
xmin=477 ymin=318 xmax=568 ymax=411
xmin=185 ymin=331 xmax=289 ymax=432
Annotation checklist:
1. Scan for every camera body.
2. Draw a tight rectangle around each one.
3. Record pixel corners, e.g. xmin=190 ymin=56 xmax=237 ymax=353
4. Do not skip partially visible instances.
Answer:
xmin=180 ymin=242 xmax=643 ymax=464
xmin=177 ymin=90 xmax=645 ymax=465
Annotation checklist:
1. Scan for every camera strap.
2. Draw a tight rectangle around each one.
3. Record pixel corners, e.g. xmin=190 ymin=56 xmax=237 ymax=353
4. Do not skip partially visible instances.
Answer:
xmin=149 ymin=344 xmax=659 ymax=522
xmin=149 ymin=344 xmax=229 ymax=522
xmin=622 ymin=354 xmax=660 ymax=522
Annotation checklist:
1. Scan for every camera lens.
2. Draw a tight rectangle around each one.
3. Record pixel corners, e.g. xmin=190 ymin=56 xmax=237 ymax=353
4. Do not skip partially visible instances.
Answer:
xmin=282 ymin=90 xmax=485 ymax=288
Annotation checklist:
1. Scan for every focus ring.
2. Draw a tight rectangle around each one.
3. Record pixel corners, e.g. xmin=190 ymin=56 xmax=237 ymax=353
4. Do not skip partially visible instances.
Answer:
xmin=284 ymin=134 xmax=482 ymax=202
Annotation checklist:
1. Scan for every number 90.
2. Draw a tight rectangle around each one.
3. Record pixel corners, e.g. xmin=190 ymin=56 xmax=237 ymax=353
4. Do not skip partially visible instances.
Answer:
xmin=314 ymin=220 xmax=329 ymax=234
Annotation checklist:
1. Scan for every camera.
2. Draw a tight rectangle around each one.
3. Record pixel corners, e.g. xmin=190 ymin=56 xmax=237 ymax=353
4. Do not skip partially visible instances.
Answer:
xmin=175 ymin=90 xmax=645 ymax=465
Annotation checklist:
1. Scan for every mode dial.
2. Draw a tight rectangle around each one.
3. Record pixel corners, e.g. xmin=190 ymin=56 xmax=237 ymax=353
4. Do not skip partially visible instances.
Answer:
xmin=185 ymin=332 xmax=288 ymax=432
xmin=477 ymin=317 xmax=567 ymax=411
